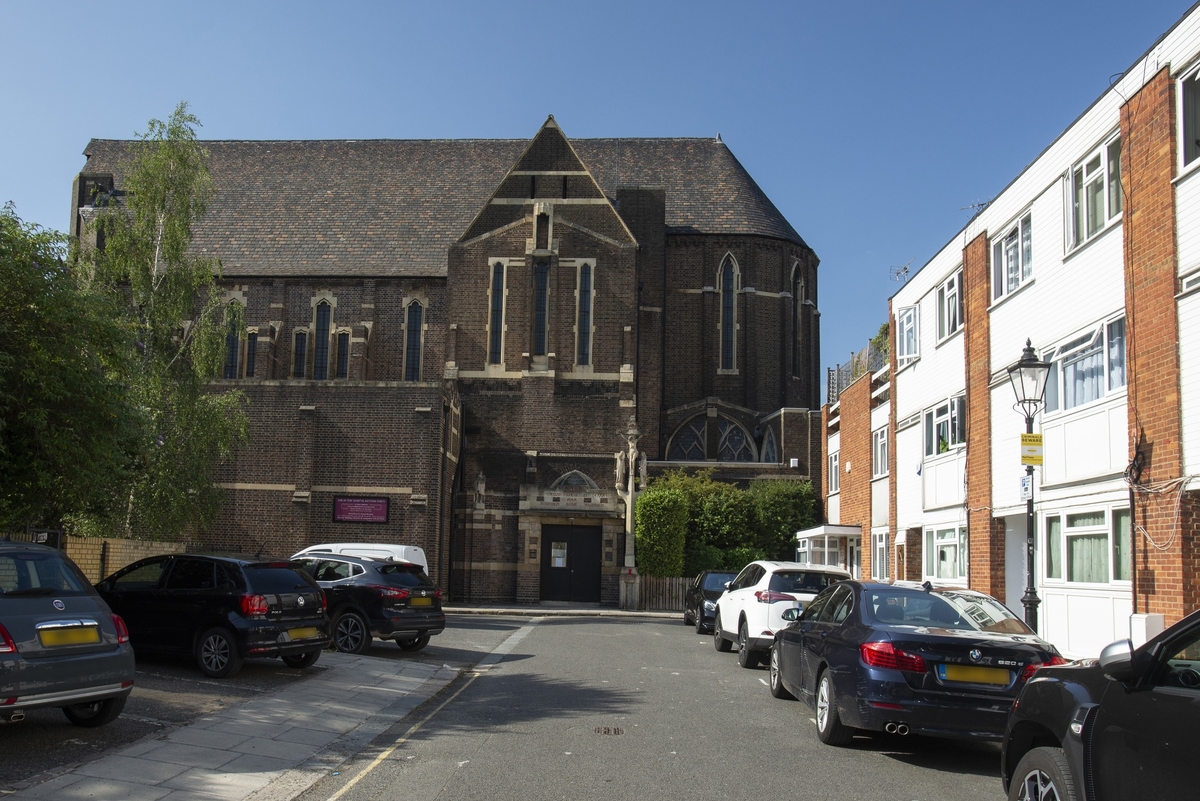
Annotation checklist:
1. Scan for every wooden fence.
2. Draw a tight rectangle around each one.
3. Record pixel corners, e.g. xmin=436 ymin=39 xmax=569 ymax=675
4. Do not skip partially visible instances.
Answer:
xmin=638 ymin=576 xmax=689 ymax=612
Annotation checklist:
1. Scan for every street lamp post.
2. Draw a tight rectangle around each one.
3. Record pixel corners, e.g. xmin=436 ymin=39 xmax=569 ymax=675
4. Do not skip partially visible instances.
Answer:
xmin=1007 ymin=339 xmax=1051 ymax=632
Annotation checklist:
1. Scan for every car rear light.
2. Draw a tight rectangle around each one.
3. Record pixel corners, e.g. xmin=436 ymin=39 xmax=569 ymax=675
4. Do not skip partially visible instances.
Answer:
xmin=434 ymin=588 xmax=443 ymax=600
xmin=0 ymin=624 xmax=16 ymax=654
xmin=320 ymin=590 xmax=327 ymax=610
xmin=367 ymin=584 xmax=411 ymax=600
xmin=1020 ymin=655 xmax=1068 ymax=681
xmin=860 ymin=641 xmax=928 ymax=672
xmin=121 ymin=681 xmax=134 ymax=689
xmin=0 ymin=697 xmax=16 ymax=706
xmin=755 ymin=590 xmax=798 ymax=604
xmin=112 ymin=615 xmax=130 ymax=644
xmin=240 ymin=594 xmax=269 ymax=616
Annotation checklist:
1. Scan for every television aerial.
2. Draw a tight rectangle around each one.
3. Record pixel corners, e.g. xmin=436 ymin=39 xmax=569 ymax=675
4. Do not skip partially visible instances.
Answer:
xmin=890 ymin=258 xmax=914 ymax=283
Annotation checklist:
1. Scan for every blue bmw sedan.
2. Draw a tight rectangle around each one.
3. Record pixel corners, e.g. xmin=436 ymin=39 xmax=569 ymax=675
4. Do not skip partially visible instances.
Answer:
xmin=768 ymin=580 xmax=1065 ymax=745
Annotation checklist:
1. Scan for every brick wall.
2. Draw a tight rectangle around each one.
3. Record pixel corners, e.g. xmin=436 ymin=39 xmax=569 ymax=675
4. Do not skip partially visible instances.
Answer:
xmin=832 ymin=372 xmax=873 ymax=577
xmin=65 ymin=536 xmax=186 ymax=582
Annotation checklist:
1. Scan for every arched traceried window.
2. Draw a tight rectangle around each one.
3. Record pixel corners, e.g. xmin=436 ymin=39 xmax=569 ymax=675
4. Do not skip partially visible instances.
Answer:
xmin=719 ymin=255 xmax=737 ymax=371
xmin=550 ymin=470 xmax=599 ymax=491
xmin=405 ymin=301 xmax=423 ymax=381
xmin=761 ymin=427 xmax=778 ymax=464
xmin=533 ymin=262 xmax=549 ymax=357
xmin=577 ymin=263 xmax=592 ymax=366
xmin=667 ymin=418 xmax=707 ymax=461
xmin=488 ymin=262 xmax=505 ymax=365
xmin=313 ymin=301 xmax=331 ymax=380
xmin=718 ymin=418 xmax=756 ymax=462
xmin=223 ymin=304 xmax=241 ymax=379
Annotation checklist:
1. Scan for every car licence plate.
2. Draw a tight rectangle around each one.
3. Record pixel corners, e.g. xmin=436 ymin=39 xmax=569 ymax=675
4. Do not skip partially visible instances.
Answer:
xmin=39 ymin=627 xmax=101 ymax=647
xmin=938 ymin=664 xmax=1011 ymax=685
xmin=288 ymin=627 xmax=320 ymax=641
xmin=410 ymin=597 xmax=432 ymax=606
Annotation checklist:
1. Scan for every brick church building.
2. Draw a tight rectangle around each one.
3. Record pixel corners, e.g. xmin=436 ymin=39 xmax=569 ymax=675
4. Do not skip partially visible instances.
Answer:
xmin=72 ymin=118 xmax=823 ymax=604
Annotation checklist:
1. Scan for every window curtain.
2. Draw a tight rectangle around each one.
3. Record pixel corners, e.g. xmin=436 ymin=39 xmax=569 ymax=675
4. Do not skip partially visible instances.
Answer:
xmin=1046 ymin=516 xmax=1062 ymax=579
xmin=1113 ymin=509 xmax=1131 ymax=581
xmin=1068 ymin=532 xmax=1109 ymax=582
xmin=1063 ymin=338 xmax=1104 ymax=409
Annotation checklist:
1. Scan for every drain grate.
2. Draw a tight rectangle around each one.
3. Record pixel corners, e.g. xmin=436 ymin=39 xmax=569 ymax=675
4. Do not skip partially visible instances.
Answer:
xmin=594 ymin=726 xmax=624 ymax=735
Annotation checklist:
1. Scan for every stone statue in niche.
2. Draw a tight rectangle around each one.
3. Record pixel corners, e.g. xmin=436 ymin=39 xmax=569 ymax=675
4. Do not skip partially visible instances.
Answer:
xmin=474 ymin=472 xmax=486 ymax=510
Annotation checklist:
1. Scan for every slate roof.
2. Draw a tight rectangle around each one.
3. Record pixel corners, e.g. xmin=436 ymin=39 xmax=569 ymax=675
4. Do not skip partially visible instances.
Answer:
xmin=80 ymin=136 xmax=807 ymax=278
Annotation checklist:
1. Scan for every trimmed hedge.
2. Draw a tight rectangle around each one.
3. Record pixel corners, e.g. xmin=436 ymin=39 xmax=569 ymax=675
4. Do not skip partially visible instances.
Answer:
xmin=634 ymin=487 xmax=688 ymax=578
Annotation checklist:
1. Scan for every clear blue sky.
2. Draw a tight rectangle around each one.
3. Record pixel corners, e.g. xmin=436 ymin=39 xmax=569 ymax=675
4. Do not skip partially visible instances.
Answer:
xmin=3 ymin=1 xmax=1193 ymax=390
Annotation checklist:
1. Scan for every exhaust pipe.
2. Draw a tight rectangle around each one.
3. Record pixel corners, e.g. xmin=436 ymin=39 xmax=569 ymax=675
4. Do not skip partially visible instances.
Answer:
xmin=2 ymin=711 xmax=25 ymax=724
xmin=896 ymin=724 xmax=909 ymax=736
xmin=884 ymin=722 xmax=897 ymax=734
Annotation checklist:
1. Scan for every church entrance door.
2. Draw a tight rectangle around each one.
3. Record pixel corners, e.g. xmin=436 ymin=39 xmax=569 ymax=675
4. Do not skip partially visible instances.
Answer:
xmin=540 ymin=524 xmax=601 ymax=603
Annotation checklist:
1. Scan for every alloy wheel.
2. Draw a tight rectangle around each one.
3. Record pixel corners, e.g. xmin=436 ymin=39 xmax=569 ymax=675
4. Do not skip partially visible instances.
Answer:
xmin=816 ymin=675 xmax=831 ymax=731
xmin=201 ymin=634 xmax=230 ymax=672
xmin=1014 ymin=769 xmax=1066 ymax=801
xmin=335 ymin=614 xmax=366 ymax=653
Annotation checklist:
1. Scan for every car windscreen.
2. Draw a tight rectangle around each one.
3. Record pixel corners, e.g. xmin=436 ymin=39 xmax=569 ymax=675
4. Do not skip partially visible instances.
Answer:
xmin=0 ymin=552 xmax=92 ymax=596
xmin=376 ymin=564 xmax=432 ymax=588
xmin=867 ymin=589 xmax=1031 ymax=634
xmin=768 ymin=571 xmax=843 ymax=594
xmin=244 ymin=566 xmax=316 ymax=594
xmin=701 ymin=573 xmax=736 ymax=591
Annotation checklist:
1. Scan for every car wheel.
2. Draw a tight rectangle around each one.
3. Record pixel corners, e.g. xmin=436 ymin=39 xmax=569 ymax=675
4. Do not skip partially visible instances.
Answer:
xmin=196 ymin=627 xmax=243 ymax=678
xmin=683 ymin=607 xmax=691 ymax=626
xmin=61 ymin=696 xmax=126 ymax=728
xmin=281 ymin=649 xmax=322 ymax=669
xmin=815 ymin=670 xmax=853 ymax=746
xmin=737 ymin=620 xmax=760 ymax=669
xmin=1008 ymin=747 xmax=1077 ymax=801
xmin=397 ymin=635 xmax=431 ymax=652
xmin=712 ymin=611 xmax=732 ymax=652
xmin=769 ymin=647 xmax=795 ymax=700
xmin=695 ymin=609 xmax=707 ymax=634
xmin=333 ymin=611 xmax=371 ymax=654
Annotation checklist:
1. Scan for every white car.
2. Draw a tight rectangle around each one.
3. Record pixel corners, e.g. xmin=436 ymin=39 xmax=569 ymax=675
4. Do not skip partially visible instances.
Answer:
xmin=712 ymin=561 xmax=851 ymax=668
xmin=291 ymin=542 xmax=428 ymax=573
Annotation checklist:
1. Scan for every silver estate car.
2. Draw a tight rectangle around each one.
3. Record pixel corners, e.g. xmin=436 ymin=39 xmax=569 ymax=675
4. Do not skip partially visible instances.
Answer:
xmin=0 ymin=540 xmax=136 ymax=726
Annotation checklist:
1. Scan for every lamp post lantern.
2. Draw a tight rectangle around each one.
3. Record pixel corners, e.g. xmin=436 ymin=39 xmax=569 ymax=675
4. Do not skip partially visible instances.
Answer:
xmin=1007 ymin=339 xmax=1051 ymax=631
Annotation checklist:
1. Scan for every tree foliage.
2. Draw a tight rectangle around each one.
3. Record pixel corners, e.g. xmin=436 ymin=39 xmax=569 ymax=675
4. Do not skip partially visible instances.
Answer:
xmin=747 ymin=480 xmax=818 ymax=559
xmin=634 ymin=487 xmax=688 ymax=578
xmin=78 ymin=103 xmax=249 ymax=539
xmin=0 ymin=204 xmax=140 ymax=530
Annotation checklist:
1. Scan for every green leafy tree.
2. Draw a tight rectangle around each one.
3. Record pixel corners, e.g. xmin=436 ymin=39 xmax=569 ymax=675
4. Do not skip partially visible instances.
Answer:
xmin=81 ymin=103 xmax=249 ymax=539
xmin=0 ymin=204 xmax=141 ymax=530
xmin=634 ymin=487 xmax=688 ymax=577
xmin=747 ymin=480 xmax=818 ymax=560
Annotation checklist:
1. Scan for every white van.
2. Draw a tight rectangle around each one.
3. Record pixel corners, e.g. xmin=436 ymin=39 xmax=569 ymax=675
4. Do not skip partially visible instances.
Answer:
xmin=291 ymin=543 xmax=429 ymax=573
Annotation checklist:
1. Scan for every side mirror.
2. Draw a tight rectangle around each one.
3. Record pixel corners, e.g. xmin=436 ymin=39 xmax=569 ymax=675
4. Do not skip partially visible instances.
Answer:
xmin=1098 ymin=638 xmax=1138 ymax=682
xmin=724 ymin=581 xmax=732 ymax=590
xmin=781 ymin=608 xmax=800 ymax=622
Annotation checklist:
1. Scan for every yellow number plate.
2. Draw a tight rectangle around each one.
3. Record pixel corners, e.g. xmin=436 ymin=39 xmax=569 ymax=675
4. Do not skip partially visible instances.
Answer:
xmin=410 ymin=597 xmax=432 ymax=606
xmin=940 ymin=664 xmax=1011 ymax=685
xmin=39 ymin=628 xmax=101 ymax=647
xmin=288 ymin=627 xmax=320 ymax=640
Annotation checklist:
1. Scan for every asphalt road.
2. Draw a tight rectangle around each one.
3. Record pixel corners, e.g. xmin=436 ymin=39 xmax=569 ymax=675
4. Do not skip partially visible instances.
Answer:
xmin=294 ymin=616 xmax=1006 ymax=801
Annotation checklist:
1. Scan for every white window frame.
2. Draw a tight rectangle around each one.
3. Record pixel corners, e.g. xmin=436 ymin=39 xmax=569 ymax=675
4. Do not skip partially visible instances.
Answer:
xmin=1042 ymin=315 xmax=1126 ymax=416
xmin=1043 ymin=507 xmax=1131 ymax=585
xmin=872 ymin=530 xmax=888 ymax=580
xmin=924 ymin=525 xmax=968 ymax=582
xmin=923 ymin=395 xmax=966 ymax=457
xmin=896 ymin=305 xmax=919 ymax=367
xmin=828 ymin=450 xmax=840 ymax=494
xmin=872 ymin=428 xmax=888 ymax=478
xmin=1069 ymin=133 xmax=1122 ymax=250
xmin=991 ymin=212 xmax=1033 ymax=302
xmin=936 ymin=269 xmax=963 ymax=341
xmin=1179 ymin=64 xmax=1200 ymax=174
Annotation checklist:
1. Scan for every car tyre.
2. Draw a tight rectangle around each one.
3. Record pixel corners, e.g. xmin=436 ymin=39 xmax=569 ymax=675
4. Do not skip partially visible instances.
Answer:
xmin=281 ymin=649 xmax=322 ymax=669
xmin=712 ymin=612 xmax=732 ymax=652
xmin=333 ymin=611 xmax=371 ymax=654
xmin=196 ymin=627 xmax=243 ymax=678
xmin=61 ymin=696 xmax=126 ymax=728
xmin=737 ymin=620 xmax=760 ymax=668
xmin=683 ymin=607 xmax=692 ymax=626
xmin=1008 ymin=747 xmax=1077 ymax=801
xmin=695 ymin=609 xmax=707 ymax=634
xmin=769 ymin=647 xmax=795 ymax=699
xmin=397 ymin=635 xmax=431 ymax=652
xmin=815 ymin=670 xmax=853 ymax=746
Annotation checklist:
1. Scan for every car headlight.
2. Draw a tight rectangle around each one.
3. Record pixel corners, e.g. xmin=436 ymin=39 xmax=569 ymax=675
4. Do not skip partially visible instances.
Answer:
xmin=703 ymin=600 xmax=716 ymax=611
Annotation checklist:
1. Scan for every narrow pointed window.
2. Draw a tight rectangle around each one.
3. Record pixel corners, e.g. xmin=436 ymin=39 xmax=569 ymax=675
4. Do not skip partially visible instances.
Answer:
xmin=336 ymin=332 xmax=350 ymax=379
xmin=223 ymin=306 xmax=240 ymax=379
xmin=405 ymin=302 xmax=424 ymax=381
xmin=577 ymin=263 xmax=592 ymax=366
xmin=313 ymin=301 xmax=331 ymax=380
xmin=293 ymin=331 xmax=307 ymax=378
xmin=488 ymin=262 xmax=505 ymax=365
xmin=720 ymin=256 xmax=737 ymax=371
xmin=533 ymin=262 xmax=549 ymax=357
xmin=245 ymin=332 xmax=257 ymax=377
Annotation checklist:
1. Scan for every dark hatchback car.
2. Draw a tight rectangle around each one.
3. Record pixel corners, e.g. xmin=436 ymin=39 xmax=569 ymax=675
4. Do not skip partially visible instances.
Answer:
xmin=682 ymin=570 xmax=736 ymax=634
xmin=0 ymin=541 xmax=135 ymax=727
xmin=1002 ymin=607 xmax=1200 ymax=801
xmin=291 ymin=554 xmax=445 ymax=654
xmin=96 ymin=554 xmax=330 ymax=678
xmin=769 ymin=580 xmax=1064 ymax=745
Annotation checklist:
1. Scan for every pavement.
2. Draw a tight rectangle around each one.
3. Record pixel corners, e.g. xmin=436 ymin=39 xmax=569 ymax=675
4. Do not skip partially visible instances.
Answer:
xmin=9 ymin=605 xmax=671 ymax=801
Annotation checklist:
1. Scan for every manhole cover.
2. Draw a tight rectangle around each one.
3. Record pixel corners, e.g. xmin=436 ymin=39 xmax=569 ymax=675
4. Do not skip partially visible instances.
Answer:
xmin=594 ymin=726 xmax=624 ymax=735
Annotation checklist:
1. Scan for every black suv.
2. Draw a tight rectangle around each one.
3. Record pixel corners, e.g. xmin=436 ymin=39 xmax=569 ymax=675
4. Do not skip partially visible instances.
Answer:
xmin=291 ymin=554 xmax=444 ymax=654
xmin=1001 ymin=608 xmax=1200 ymax=800
xmin=96 ymin=554 xmax=330 ymax=678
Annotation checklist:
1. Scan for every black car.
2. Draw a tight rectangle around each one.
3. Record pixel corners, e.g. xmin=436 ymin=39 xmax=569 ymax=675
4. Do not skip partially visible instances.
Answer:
xmin=0 ymin=541 xmax=136 ymax=727
xmin=769 ymin=580 xmax=1064 ymax=745
xmin=683 ymin=570 xmax=736 ymax=634
xmin=291 ymin=554 xmax=445 ymax=654
xmin=96 ymin=554 xmax=330 ymax=678
xmin=1001 ymin=608 xmax=1200 ymax=801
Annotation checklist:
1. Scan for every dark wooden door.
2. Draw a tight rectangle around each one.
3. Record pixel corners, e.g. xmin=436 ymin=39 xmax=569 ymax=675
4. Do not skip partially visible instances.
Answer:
xmin=540 ymin=525 xmax=601 ymax=602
